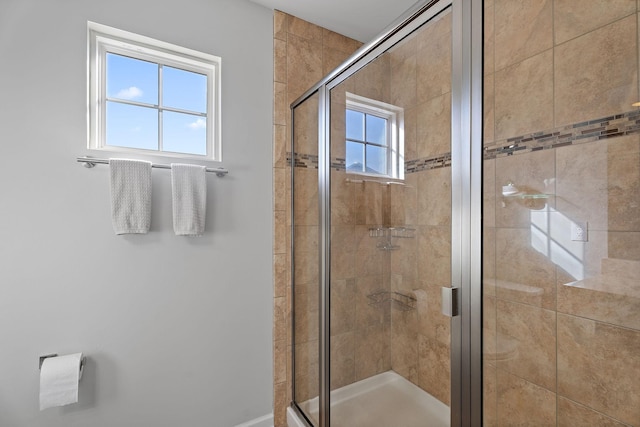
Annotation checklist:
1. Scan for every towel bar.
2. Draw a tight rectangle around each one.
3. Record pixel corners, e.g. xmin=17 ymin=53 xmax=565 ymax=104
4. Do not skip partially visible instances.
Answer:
xmin=77 ymin=156 xmax=229 ymax=177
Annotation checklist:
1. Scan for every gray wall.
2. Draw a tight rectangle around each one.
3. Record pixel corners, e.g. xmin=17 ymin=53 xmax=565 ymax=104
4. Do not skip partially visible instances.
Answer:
xmin=0 ymin=0 xmax=273 ymax=426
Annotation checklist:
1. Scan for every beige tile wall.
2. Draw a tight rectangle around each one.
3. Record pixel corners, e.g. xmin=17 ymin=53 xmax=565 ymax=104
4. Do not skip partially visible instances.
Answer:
xmin=330 ymin=66 xmax=395 ymax=390
xmin=276 ymin=2 xmax=640 ymax=425
xmin=484 ymin=2 xmax=640 ymax=425
xmin=275 ymin=8 xmax=458 ymax=424
xmin=326 ymin=9 xmax=454 ymax=404
xmin=390 ymin=10 xmax=453 ymax=405
xmin=272 ymin=11 xmax=362 ymax=426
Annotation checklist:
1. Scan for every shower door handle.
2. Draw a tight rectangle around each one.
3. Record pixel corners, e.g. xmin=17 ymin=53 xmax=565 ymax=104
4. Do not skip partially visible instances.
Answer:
xmin=441 ymin=287 xmax=459 ymax=317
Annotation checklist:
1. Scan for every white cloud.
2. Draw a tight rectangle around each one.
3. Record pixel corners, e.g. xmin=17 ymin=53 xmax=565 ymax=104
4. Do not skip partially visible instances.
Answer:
xmin=116 ymin=86 xmax=143 ymax=100
xmin=188 ymin=118 xmax=206 ymax=130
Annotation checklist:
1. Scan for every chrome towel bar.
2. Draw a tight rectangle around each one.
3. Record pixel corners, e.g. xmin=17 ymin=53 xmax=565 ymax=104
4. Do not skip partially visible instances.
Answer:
xmin=77 ymin=156 xmax=228 ymax=177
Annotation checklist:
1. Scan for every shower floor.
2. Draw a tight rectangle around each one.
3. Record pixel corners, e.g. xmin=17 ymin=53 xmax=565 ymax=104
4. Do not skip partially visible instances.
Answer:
xmin=290 ymin=370 xmax=449 ymax=427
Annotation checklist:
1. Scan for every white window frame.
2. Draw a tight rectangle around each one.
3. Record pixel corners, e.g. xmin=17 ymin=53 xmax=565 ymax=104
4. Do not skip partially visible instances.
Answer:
xmin=87 ymin=22 xmax=222 ymax=162
xmin=345 ymin=92 xmax=404 ymax=180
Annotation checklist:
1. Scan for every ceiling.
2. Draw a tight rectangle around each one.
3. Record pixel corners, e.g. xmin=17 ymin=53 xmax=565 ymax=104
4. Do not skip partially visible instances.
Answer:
xmin=248 ymin=0 xmax=420 ymax=43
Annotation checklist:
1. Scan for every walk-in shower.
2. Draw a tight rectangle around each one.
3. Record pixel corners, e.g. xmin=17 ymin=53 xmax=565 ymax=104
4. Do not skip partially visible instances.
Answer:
xmin=287 ymin=0 xmax=640 ymax=425
xmin=289 ymin=0 xmax=482 ymax=425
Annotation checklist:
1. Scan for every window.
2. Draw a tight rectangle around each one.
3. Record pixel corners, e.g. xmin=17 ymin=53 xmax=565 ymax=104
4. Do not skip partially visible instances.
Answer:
xmin=88 ymin=22 xmax=221 ymax=161
xmin=345 ymin=93 xmax=404 ymax=179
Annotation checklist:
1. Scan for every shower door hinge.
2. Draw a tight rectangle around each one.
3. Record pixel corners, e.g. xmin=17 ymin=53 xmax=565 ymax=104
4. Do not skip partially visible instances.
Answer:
xmin=441 ymin=287 xmax=459 ymax=317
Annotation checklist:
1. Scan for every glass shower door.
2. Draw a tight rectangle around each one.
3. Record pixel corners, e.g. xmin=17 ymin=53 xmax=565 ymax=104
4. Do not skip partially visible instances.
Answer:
xmin=289 ymin=0 xmax=483 ymax=425
xmin=292 ymin=91 xmax=321 ymax=425
xmin=327 ymin=6 xmax=454 ymax=426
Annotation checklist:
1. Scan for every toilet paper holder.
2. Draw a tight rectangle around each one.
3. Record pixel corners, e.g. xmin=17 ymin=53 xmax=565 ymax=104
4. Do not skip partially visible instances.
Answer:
xmin=39 ymin=354 xmax=86 ymax=379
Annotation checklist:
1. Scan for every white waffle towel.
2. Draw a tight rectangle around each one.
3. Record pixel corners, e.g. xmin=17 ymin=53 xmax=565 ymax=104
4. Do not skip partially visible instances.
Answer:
xmin=171 ymin=163 xmax=207 ymax=236
xmin=109 ymin=159 xmax=152 ymax=235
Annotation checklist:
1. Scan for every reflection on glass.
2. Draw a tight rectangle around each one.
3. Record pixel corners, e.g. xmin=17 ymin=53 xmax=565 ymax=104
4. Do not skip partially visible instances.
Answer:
xmin=163 ymin=66 xmax=207 ymax=113
xmin=162 ymin=111 xmax=207 ymax=155
xmin=106 ymin=53 xmax=158 ymax=105
xmin=106 ymin=102 xmax=157 ymax=150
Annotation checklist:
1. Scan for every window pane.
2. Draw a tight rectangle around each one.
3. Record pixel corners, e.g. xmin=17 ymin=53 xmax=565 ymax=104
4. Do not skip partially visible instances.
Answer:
xmin=366 ymin=144 xmax=387 ymax=175
xmin=163 ymin=111 xmax=207 ymax=155
xmin=346 ymin=109 xmax=364 ymax=141
xmin=163 ymin=66 xmax=207 ymax=113
xmin=366 ymin=114 xmax=387 ymax=145
xmin=106 ymin=102 xmax=158 ymax=150
xmin=106 ymin=53 xmax=158 ymax=105
xmin=346 ymin=141 xmax=364 ymax=172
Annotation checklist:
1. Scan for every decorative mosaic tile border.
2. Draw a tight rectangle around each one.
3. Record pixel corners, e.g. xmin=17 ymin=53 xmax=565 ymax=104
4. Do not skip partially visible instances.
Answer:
xmin=331 ymin=158 xmax=347 ymax=170
xmin=406 ymin=152 xmax=452 ymax=173
xmin=289 ymin=152 xmax=318 ymax=169
xmin=287 ymin=152 xmax=347 ymax=171
xmin=484 ymin=109 xmax=640 ymax=160
xmin=289 ymin=151 xmax=451 ymax=174
xmin=289 ymin=109 xmax=640 ymax=172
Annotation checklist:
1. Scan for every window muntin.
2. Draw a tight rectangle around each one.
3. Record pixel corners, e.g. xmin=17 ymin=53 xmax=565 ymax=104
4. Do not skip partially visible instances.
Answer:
xmin=346 ymin=110 xmax=389 ymax=174
xmin=104 ymin=52 xmax=208 ymax=156
xmin=345 ymin=93 xmax=404 ymax=179
xmin=88 ymin=22 xmax=221 ymax=161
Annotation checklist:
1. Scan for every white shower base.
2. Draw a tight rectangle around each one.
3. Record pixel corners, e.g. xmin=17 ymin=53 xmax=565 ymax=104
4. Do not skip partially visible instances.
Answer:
xmin=287 ymin=370 xmax=449 ymax=427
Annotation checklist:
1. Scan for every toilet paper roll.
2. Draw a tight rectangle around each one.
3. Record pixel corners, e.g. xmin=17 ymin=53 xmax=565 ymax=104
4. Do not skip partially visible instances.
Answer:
xmin=39 ymin=353 xmax=83 ymax=411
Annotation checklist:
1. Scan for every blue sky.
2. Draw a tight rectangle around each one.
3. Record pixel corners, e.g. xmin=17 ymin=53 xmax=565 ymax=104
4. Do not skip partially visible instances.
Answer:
xmin=105 ymin=53 xmax=207 ymax=155
xmin=346 ymin=109 xmax=387 ymax=174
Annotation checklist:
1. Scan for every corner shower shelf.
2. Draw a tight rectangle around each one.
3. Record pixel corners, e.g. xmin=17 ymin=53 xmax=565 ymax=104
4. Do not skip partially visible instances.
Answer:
xmin=369 ymin=226 xmax=416 ymax=238
xmin=369 ymin=226 xmax=416 ymax=250
xmin=502 ymin=192 xmax=551 ymax=199
xmin=367 ymin=290 xmax=417 ymax=312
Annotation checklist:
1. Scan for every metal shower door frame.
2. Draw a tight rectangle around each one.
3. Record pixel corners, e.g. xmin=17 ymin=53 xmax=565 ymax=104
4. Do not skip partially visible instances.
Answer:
xmin=290 ymin=0 xmax=483 ymax=425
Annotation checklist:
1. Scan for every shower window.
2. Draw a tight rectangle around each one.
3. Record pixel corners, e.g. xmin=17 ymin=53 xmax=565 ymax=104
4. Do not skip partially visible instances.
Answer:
xmin=87 ymin=21 xmax=222 ymax=161
xmin=345 ymin=92 xmax=404 ymax=179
